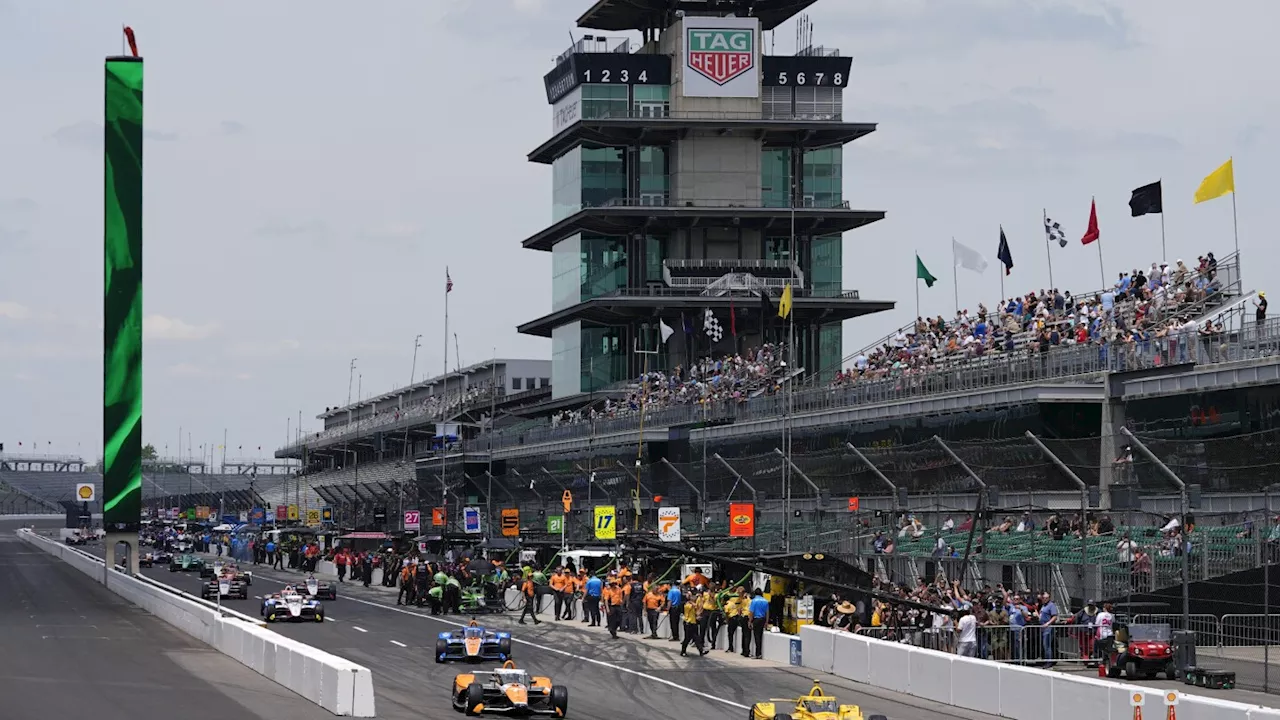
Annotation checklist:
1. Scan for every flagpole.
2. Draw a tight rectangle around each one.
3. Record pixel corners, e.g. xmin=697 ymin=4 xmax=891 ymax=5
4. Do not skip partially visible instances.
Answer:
xmin=441 ymin=267 xmax=449 ymax=517
xmin=951 ymin=238 xmax=959 ymax=314
xmin=1231 ymin=183 xmax=1239 ymax=256
xmin=1093 ymin=197 xmax=1106 ymax=289
xmin=1043 ymin=209 xmax=1055 ymax=291
xmin=1160 ymin=206 xmax=1168 ymax=264
xmin=914 ymin=249 xmax=920 ymax=321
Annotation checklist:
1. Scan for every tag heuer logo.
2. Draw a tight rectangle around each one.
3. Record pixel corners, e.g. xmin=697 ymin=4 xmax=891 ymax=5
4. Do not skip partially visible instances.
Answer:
xmin=687 ymin=28 xmax=754 ymax=85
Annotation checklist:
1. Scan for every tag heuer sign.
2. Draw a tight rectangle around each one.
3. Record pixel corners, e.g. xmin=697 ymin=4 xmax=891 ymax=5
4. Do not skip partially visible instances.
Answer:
xmin=683 ymin=17 xmax=759 ymax=98
xmin=688 ymin=28 xmax=752 ymax=84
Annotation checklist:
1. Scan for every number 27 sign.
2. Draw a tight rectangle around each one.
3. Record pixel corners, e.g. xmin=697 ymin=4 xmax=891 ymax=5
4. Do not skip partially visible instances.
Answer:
xmin=658 ymin=507 xmax=681 ymax=542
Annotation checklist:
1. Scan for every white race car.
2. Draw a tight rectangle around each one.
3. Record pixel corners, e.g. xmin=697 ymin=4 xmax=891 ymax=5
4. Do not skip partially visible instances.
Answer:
xmin=261 ymin=588 xmax=324 ymax=622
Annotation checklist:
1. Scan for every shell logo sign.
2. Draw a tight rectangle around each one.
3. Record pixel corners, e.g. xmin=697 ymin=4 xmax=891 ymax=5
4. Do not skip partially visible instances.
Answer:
xmin=728 ymin=502 xmax=755 ymax=537
xmin=75 ymin=483 xmax=96 ymax=503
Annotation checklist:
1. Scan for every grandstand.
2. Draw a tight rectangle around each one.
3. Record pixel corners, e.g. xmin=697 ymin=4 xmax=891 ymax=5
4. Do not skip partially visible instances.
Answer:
xmin=0 ymin=454 xmax=297 ymax=519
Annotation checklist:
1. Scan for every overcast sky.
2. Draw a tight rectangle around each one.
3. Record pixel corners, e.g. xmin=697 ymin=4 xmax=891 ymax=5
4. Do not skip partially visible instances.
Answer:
xmin=1 ymin=0 xmax=1274 ymax=463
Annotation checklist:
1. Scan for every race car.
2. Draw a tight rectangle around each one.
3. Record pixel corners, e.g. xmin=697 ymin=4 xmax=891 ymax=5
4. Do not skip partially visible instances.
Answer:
xmin=749 ymin=682 xmax=886 ymax=720
xmin=200 ymin=573 xmax=249 ymax=600
xmin=452 ymin=661 xmax=567 ymax=717
xmin=1101 ymin=622 xmax=1177 ymax=680
xmin=200 ymin=562 xmax=252 ymax=584
xmin=435 ymin=620 xmax=513 ymax=664
xmin=169 ymin=553 xmax=206 ymax=573
xmin=261 ymin=588 xmax=325 ymax=622
xmin=295 ymin=575 xmax=336 ymax=601
xmin=141 ymin=549 xmax=172 ymax=567
xmin=172 ymin=540 xmax=195 ymax=554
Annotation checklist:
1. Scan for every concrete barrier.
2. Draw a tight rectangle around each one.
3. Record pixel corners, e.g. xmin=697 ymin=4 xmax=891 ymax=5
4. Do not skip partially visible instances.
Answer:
xmin=18 ymin=530 xmax=376 ymax=716
xmin=794 ymin=624 xmax=1280 ymax=720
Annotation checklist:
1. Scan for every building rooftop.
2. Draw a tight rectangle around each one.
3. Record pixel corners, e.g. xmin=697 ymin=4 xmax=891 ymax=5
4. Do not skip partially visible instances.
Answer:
xmin=318 ymin=358 xmax=546 ymax=420
xmin=576 ymin=0 xmax=821 ymax=32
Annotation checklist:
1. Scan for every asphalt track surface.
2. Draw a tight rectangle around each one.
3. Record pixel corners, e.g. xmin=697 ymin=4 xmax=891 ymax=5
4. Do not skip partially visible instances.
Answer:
xmin=0 ymin=529 xmax=332 ymax=720
xmin=91 ymin=545 xmax=1006 ymax=720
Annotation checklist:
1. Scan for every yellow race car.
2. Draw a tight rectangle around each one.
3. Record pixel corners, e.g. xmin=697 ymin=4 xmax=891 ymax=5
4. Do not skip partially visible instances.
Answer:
xmin=749 ymin=683 xmax=886 ymax=720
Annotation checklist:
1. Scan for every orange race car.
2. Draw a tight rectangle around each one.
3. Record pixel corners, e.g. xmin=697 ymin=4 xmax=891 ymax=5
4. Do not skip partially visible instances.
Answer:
xmin=451 ymin=660 xmax=568 ymax=717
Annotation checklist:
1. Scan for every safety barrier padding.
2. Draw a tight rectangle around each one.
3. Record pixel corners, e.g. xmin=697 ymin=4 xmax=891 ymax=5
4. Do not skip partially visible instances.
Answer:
xmin=761 ymin=630 xmax=793 ymax=664
xmin=791 ymin=617 xmax=1280 ymax=720
xmin=949 ymin=655 xmax=1001 ymax=715
xmin=908 ymin=646 xmax=953 ymax=704
xmin=831 ymin=632 xmax=869 ymax=684
xmin=798 ymin=625 xmax=836 ymax=673
xmin=17 ymin=530 xmax=376 ymax=717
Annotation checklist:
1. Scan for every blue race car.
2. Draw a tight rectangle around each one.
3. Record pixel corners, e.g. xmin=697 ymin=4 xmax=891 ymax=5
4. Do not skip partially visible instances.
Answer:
xmin=435 ymin=620 xmax=513 ymax=664
xmin=261 ymin=588 xmax=325 ymax=622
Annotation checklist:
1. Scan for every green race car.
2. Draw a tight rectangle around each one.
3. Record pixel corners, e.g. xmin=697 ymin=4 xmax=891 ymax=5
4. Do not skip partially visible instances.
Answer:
xmin=169 ymin=553 xmax=206 ymax=573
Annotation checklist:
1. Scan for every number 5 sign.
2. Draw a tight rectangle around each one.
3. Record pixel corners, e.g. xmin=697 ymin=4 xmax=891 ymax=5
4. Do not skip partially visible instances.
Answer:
xmin=403 ymin=510 xmax=420 ymax=531
xmin=593 ymin=505 xmax=616 ymax=540
xmin=658 ymin=507 xmax=681 ymax=542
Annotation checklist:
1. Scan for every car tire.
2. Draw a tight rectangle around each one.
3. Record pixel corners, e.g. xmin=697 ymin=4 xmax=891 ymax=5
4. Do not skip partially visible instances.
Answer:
xmin=465 ymin=682 xmax=485 ymax=716
xmin=1125 ymin=661 xmax=1138 ymax=679
xmin=436 ymin=639 xmax=448 ymax=663
xmin=867 ymin=715 xmax=888 ymax=720
xmin=498 ymin=638 xmax=512 ymax=658
xmin=550 ymin=685 xmax=568 ymax=717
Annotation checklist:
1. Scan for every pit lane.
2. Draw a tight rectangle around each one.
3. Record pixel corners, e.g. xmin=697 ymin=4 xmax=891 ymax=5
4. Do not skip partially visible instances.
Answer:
xmin=93 ymin=543 xmax=1002 ymax=720
xmin=0 ymin=521 xmax=331 ymax=720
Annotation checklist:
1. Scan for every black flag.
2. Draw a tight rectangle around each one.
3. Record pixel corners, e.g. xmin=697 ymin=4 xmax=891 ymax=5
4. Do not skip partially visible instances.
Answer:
xmin=997 ymin=226 xmax=1014 ymax=276
xmin=1129 ymin=181 xmax=1163 ymax=217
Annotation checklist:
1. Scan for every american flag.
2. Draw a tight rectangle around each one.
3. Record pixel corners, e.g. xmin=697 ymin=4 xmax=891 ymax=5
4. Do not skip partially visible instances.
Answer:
xmin=446 ymin=269 xmax=453 ymax=293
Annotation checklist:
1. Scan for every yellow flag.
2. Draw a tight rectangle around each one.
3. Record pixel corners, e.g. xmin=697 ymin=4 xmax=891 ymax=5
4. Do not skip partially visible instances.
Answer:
xmin=1194 ymin=158 xmax=1235 ymax=204
xmin=778 ymin=283 xmax=793 ymax=319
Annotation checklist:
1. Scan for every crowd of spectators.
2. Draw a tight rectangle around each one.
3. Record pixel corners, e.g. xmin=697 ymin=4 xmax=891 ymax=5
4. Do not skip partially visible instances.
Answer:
xmin=833 ymin=252 xmax=1230 ymax=387
xmin=550 ymin=343 xmax=788 ymax=428
xmin=296 ymin=384 xmax=490 ymax=446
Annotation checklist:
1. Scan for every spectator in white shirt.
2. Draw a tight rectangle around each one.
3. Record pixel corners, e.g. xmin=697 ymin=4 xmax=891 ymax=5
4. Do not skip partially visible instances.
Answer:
xmin=956 ymin=608 xmax=978 ymax=657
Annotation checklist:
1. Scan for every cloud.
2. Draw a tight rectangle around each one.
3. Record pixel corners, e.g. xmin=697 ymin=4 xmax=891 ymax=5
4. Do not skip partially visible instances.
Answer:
xmin=234 ymin=373 xmax=254 ymax=381
xmin=49 ymin=121 xmax=177 ymax=148
xmin=219 ymin=120 xmax=247 ymax=136
xmin=258 ymin=219 xmax=328 ymax=238
xmin=0 ymin=301 xmax=32 ymax=320
xmin=511 ymin=0 xmax=544 ymax=13
xmin=144 ymin=314 xmax=220 ymax=341
xmin=166 ymin=363 xmax=213 ymax=378
xmin=14 ymin=373 xmax=36 ymax=382
xmin=825 ymin=0 xmax=1135 ymax=65
xmin=225 ymin=338 xmax=302 ymax=358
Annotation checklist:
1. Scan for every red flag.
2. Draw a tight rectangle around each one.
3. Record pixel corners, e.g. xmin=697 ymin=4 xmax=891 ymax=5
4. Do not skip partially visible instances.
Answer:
xmin=729 ymin=300 xmax=737 ymax=338
xmin=123 ymin=26 xmax=139 ymax=58
xmin=1081 ymin=199 xmax=1100 ymax=245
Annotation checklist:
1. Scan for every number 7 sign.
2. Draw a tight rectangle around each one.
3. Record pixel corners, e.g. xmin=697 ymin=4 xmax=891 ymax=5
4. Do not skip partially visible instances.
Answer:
xmin=658 ymin=507 xmax=681 ymax=542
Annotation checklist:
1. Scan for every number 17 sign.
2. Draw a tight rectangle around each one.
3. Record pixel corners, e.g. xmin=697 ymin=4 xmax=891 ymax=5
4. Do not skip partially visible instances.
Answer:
xmin=658 ymin=506 xmax=681 ymax=542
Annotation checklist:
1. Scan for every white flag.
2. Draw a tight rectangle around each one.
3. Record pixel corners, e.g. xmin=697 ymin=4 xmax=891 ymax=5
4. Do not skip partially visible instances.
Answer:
xmin=659 ymin=319 xmax=675 ymax=343
xmin=952 ymin=238 xmax=988 ymax=274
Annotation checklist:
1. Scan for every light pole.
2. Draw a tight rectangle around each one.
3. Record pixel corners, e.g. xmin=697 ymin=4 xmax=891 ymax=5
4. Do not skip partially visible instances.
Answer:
xmin=347 ymin=358 xmax=358 ymax=406
xmin=410 ymin=335 xmax=422 ymax=386
xmin=1121 ymin=428 xmax=1190 ymax=635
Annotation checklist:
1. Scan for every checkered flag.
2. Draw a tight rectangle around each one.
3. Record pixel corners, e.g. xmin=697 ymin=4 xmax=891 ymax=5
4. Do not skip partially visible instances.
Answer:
xmin=1044 ymin=215 xmax=1067 ymax=248
xmin=703 ymin=308 xmax=724 ymax=343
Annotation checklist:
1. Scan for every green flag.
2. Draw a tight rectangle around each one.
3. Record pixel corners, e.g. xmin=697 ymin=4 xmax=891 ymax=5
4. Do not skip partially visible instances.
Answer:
xmin=916 ymin=254 xmax=937 ymax=288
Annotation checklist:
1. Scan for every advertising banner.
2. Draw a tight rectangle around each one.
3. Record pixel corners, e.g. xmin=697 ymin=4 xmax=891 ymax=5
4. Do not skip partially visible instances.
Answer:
xmin=463 ymin=506 xmax=482 ymax=534
xmin=593 ymin=505 xmax=617 ymax=540
xmin=682 ymin=16 xmax=759 ymax=98
xmin=658 ymin=506 xmax=681 ymax=542
xmin=729 ymin=502 xmax=755 ymax=537
xmin=501 ymin=508 xmax=520 ymax=537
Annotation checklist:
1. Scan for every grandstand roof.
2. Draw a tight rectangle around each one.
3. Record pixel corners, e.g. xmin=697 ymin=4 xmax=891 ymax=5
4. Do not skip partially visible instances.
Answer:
xmin=319 ymin=357 xmax=546 ymax=420
xmin=576 ymin=0 xmax=820 ymax=32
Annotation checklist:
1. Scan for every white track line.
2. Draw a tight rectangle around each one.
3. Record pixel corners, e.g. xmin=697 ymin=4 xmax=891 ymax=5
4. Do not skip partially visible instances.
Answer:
xmin=352 ymin=626 xmax=368 ymax=633
xmin=253 ymin=575 xmax=747 ymax=710
xmin=390 ymin=640 xmax=407 ymax=648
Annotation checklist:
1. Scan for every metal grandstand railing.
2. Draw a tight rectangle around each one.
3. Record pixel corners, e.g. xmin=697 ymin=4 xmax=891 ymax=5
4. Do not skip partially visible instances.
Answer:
xmin=483 ymin=316 xmax=1280 ymax=451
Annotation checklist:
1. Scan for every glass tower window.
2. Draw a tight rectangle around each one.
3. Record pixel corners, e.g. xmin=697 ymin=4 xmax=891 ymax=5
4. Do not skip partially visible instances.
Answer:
xmin=581 ymin=147 xmax=626 ymax=208
xmin=581 ymin=84 xmax=629 ymax=119
xmin=632 ymin=85 xmax=670 ymax=118
xmin=551 ymin=233 xmax=583 ymax=311
xmin=761 ymin=148 xmax=790 ymax=208
xmin=809 ymin=234 xmax=842 ymax=297
xmin=581 ymin=326 xmax=626 ymax=392
xmin=802 ymin=148 xmax=842 ymax=208
xmin=581 ymin=235 xmax=627 ymax=300
xmin=762 ymin=86 xmax=792 ymax=119
xmin=638 ymin=146 xmax=669 ymax=205
xmin=552 ymin=147 xmax=583 ymax=221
